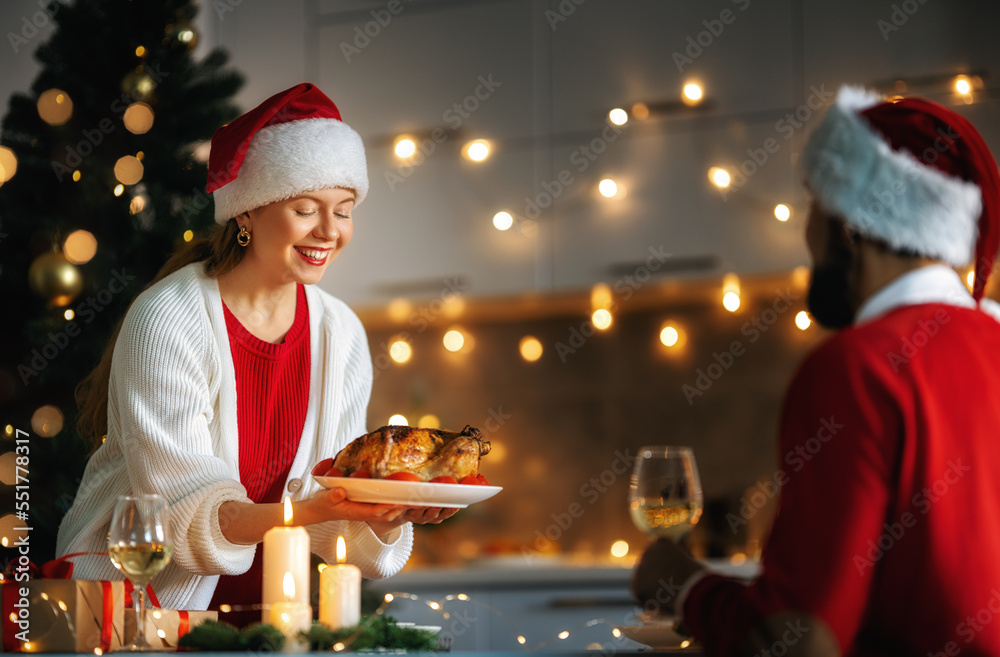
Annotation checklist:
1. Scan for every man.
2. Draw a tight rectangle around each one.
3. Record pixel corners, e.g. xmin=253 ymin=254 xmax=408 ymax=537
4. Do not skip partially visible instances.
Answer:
xmin=632 ymin=87 xmax=1000 ymax=656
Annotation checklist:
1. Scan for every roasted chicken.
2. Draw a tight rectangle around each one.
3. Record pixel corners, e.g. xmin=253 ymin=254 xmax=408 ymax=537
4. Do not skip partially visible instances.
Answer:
xmin=332 ymin=425 xmax=490 ymax=481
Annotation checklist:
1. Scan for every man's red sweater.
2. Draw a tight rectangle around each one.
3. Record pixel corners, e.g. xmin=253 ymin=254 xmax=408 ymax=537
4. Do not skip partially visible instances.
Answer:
xmin=684 ymin=303 xmax=1000 ymax=656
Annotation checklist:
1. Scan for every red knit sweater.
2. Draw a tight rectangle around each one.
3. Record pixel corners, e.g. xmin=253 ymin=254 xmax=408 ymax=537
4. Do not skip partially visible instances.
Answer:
xmin=684 ymin=303 xmax=1000 ymax=656
xmin=209 ymin=284 xmax=310 ymax=625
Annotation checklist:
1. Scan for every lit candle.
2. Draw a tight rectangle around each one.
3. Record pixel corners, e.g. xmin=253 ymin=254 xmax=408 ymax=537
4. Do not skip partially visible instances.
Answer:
xmin=263 ymin=497 xmax=311 ymax=620
xmin=269 ymin=572 xmax=311 ymax=654
xmin=319 ymin=536 xmax=362 ymax=630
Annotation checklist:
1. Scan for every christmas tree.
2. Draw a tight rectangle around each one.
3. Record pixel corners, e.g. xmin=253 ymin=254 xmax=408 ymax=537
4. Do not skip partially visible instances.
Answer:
xmin=0 ymin=0 xmax=244 ymax=561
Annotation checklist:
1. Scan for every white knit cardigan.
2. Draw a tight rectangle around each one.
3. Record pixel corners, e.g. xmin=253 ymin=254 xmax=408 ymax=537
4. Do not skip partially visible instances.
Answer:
xmin=56 ymin=262 xmax=413 ymax=610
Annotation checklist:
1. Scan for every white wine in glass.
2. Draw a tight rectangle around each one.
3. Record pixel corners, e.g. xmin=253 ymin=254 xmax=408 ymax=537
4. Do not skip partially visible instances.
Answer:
xmin=109 ymin=494 xmax=173 ymax=651
xmin=629 ymin=446 xmax=703 ymax=540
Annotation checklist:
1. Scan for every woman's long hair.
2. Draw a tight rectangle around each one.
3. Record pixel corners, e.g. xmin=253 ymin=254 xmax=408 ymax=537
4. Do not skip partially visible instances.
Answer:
xmin=75 ymin=218 xmax=244 ymax=451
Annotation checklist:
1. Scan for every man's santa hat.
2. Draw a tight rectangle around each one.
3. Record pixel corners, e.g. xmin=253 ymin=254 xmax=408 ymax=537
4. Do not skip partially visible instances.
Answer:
xmin=207 ymin=83 xmax=368 ymax=224
xmin=803 ymin=86 xmax=1000 ymax=300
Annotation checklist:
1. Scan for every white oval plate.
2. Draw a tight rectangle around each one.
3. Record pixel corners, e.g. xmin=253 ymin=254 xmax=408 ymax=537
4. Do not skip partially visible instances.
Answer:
xmin=314 ymin=476 xmax=502 ymax=508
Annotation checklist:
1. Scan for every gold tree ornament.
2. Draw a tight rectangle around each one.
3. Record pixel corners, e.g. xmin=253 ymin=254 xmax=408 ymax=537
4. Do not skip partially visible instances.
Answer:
xmin=121 ymin=69 xmax=155 ymax=100
xmin=28 ymin=252 xmax=84 ymax=306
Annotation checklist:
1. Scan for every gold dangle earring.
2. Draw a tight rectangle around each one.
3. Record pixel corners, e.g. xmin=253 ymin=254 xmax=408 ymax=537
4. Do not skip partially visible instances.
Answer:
xmin=237 ymin=225 xmax=251 ymax=247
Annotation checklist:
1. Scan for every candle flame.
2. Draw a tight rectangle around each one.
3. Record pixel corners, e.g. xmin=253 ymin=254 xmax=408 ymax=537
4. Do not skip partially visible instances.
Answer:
xmin=336 ymin=536 xmax=346 ymax=563
xmin=283 ymin=496 xmax=293 ymax=525
xmin=282 ymin=572 xmax=295 ymax=599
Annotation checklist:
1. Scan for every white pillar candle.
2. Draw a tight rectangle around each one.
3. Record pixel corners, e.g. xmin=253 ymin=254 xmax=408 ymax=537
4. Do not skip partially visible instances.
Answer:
xmin=319 ymin=536 xmax=362 ymax=630
xmin=268 ymin=572 xmax=311 ymax=654
xmin=262 ymin=497 xmax=311 ymax=622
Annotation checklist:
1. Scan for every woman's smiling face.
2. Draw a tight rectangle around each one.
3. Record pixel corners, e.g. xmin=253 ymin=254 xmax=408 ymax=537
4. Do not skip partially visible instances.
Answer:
xmin=240 ymin=187 xmax=355 ymax=286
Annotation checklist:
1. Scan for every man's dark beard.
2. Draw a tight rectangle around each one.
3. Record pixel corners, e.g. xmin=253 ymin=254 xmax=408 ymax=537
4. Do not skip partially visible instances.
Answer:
xmin=807 ymin=232 xmax=857 ymax=329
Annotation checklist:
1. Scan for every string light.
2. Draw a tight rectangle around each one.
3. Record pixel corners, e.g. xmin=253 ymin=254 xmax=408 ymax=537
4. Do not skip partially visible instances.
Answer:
xmin=417 ymin=414 xmax=440 ymax=429
xmin=465 ymin=139 xmax=490 ymax=162
xmin=72 ymin=170 xmax=82 ymax=182
xmin=722 ymin=273 xmax=741 ymax=312
xmin=492 ymin=211 xmax=513 ymax=231
xmin=682 ymin=82 xmax=703 ymax=105
xmin=610 ymin=540 xmax=629 ymax=558
xmin=592 ymin=308 xmax=613 ymax=330
xmin=795 ymin=311 xmax=811 ymax=330
xmin=598 ymin=178 xmax=619 ymax=198
xmin=387 ymin=414 xmax=408 ymax=426
xmin=183 ymin=230 xmax=194 ymax=242
xmin=64 ymin=309 xmax=75 ymax=321
xmin=0 ymin=146 xmax=17 ymax=182
xmin=630 ymin=102 xmax=649 ymax=120
xmin=113 ymin=184 xmax=125 ymax=197
xmin=135 ymin=46 xmax=146 ymax=57
xmin=608 ymin=108 xmax=628 ymax=126
xmin=659 ymin=325 xmax=679 ymax=347
xmin=443 ymin=329 xmax=465 ymax=352
xmin=708 ymin=166 xmax=731 ymax=188
xmin=967 ymin=270 xmax=975 ymax=289
xmin=774 ymin=204 xmax=791 ymax=221
xmin=389 ymin=338 xmax=412 ymax=364
xmin=519 ymin=336 xmax=543 ymax=362
xmin=955 ymin=76 xmax=972 ymax=96
xmin=558 ymin=631 xmax=570 ymax=640
xmin=64 ymin=229 xmax=98 ymax=264
xmin=393 ymin=137 xmax=416 ymax=159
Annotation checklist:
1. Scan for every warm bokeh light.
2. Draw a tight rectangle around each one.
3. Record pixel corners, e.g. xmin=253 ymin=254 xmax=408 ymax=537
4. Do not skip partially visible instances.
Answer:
xmin=0 ymin=452 xmax=17 ymax=486
xmin=418 ymin=414 xmax=440 ymax=429
xmin=465 ymin=139 xmax=490 ymax=161
xmin=393 ymin=137 xmax=416 ymax=159
xmin=723 ymin=292 xmax=741 ymax=312
xmin=389 ymin=339 xmax=412 ymax=364
xmin=709 ymin=167 xmax=731 ymax=188
xmin=114 ymin=156 xmax=143 ymax=185
xmin=493 ymin=211 xmax=513 ymax=231
xmin=183 ymin=230 xmax=194 ymax=242
xmin=610 ymin=540 xmax=629 ymax=558
xmin=591 ymin=283 xmax=613 ymax=311
xmin=135 ymin=45 xmax=146 ymax=57
xmin=598 ymin=178 xmax=618 ymax=198
xmin=608 ymin=108 xmax=628 ymax=125
xmin=0 ymin=146 xmax=17 ymax=182
xmin=660 ymin=325 xmax=679 ymax=347
xmin=443 ymin=329 xmax=465 ymax=352
xmin=558 ymin=631 xmax=570 ymax=640
xmin=64 ymin=309 xmax=75 ymax=321
xmin=387 ymin=297 xmax=412 ymax=323
xmin=955 ymin=76 xmax=972 ymax=95
xmin=774 ymin=204 xmax=791 ymax=221
xmin=64 ymin=229 xmax=98 ymax=264
xmin=37 ymin=88 xmax=73 ymax=125
xmin=72 ymin=170 xmax=82 ymax=182
xmin=31 ymin=405 xmax=64 ymax=438
xmin=123 ymin=102 xmax=154 ymax=134
xmin=517 ymin=636 xmax=527 ymax=645
xmin=519 ymin=336 xmax=543 ymax=362
xmin=442 ymin=294 xmax=465 ymax=319
xmin=795 ymin=311 xmax=812 ymax=330
xmin=631 ymin=102 xmax=650 ymax=120
xmin=388 ymin=414 xmax=408 ymax=426
xmin=792 ymin=265 xmax=810 ymax=289
xmin=130 ymin=195 xmax=146 ymax=215
xmin=966 ymin=269 xmax=975 ymax=289
xmin=592 ymin=308 xmax=613 ymax=330
xmin=682 ymin=82 xmax=703 ymax=105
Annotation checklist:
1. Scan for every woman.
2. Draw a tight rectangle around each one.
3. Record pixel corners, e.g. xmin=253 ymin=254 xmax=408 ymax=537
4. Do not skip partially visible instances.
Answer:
xmin=56 ymin=84 xmax=453 ymax=619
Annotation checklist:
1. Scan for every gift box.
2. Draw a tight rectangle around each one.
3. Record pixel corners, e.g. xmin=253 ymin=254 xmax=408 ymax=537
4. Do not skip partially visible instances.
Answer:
xmin=1 ymin=579 xmax=125 ymax=652
xmin=124 ymin=608 xmax=218 ymax=651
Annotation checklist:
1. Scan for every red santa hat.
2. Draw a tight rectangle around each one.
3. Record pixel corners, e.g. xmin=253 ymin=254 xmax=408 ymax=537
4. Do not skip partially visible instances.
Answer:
xmin=803 ymin=86 xmax=1000 ymax=300
xmin=207 ymin=83 xmax=368 ymax=224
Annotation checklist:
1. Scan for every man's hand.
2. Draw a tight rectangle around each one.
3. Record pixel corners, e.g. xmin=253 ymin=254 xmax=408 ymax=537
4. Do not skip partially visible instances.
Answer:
xmin=631 ymin=538 xmax=706 ymax=615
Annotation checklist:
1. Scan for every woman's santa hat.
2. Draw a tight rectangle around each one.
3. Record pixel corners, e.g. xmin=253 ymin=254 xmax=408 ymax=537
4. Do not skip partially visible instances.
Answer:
xmin=803 ymin=86 xmax=1000 ymax=300
xmin=207 ymin=83 xmax=368 ymax=224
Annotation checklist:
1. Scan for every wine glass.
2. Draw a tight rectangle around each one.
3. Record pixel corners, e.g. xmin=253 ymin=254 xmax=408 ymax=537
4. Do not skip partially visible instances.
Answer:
xmin=629 ymin=446 xmax=703 ymax=540
xmin=108 ymin=494 xmax=173 ymax=652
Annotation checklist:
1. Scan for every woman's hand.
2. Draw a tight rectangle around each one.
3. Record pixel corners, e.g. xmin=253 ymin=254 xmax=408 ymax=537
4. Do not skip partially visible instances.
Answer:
xmin=301 ymin=487 xmax=408 ymax=526
xmin=401 ymin=506 xmax=460 ymax=524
